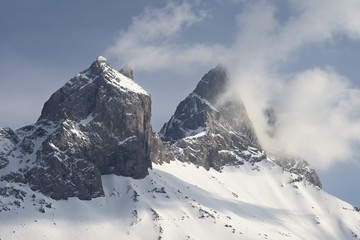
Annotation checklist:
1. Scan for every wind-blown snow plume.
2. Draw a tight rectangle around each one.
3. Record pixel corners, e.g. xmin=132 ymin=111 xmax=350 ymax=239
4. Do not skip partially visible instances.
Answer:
xmin=106 ymin=0 xmax=360 ymax=169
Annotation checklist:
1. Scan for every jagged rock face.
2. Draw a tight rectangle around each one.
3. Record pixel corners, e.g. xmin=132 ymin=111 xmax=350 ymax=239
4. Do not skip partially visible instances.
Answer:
xmin=0 ymin=128 xmax=19 ymax=169
xmin=271 ymin=155 xmax=322 ymax=188
xmin=0 ymin=57 xmax=153 ymax=200
xmin=160 ymin=66 xmax=264 ymax=170
xmin=159 ymin=66 xmax=322 ymax=188
xmin=161 ymin=65 xmax=229 ymax=142
xmin=119 ymin=64 xmax=134 ymax=79
xmin=149 ymin=134 xmax=175 ymax=165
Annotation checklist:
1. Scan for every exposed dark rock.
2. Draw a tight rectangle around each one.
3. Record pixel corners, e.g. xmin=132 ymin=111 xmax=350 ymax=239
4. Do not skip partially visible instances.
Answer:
xmin=0 ymin=155 xmax=9 ymax=170
xmin=0 ymin=171 xmax=26 ymax=184
xmin=271 ymin=154 xmax=322 ymax=188
xmin=193 ymin=64 xmax=228 ymax=104
xmin=33 ymin=57 xmax=153 ymax=199
xmin=150 ymin=134 xmax=174 ymax=165
xmin=0 ymin=128 xmax=19 ymax=169
xmin=120 ymin=64 xmax=134 ymax=79
xmin=160 ymin=65 xmax=230 ymax=142
xmin=0 ymin=186 xmax=28 ymax=212
xmin=0 ymin=128 xmax=19 ymax=144
xmin=0 ymin=56 xmax=154 ymax=200
xmin=159 ymin=65 xmax=322 ymax=188
xmin=160 ymin=65 xmax=264 ymax=170
xmin=0 ymin=187 xmax=27 ymax=201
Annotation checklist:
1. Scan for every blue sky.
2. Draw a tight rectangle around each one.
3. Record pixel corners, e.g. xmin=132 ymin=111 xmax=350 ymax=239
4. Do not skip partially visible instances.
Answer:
xmin=1 ymin=0 xmax=360 ymax=206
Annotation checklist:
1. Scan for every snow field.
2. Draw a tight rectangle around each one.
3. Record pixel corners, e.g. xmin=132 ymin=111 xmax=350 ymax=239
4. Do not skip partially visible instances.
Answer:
xmin=0 ymin=159 xmax=359 ymax=240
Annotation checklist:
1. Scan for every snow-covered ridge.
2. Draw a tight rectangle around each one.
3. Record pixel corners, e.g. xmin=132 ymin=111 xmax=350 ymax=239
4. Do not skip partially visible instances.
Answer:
xmin=190 ymin=92 xmax=218 ymax=112
xmin=74 ymin=56 xmax=149 ymax=96
xmin=104 ymin=67 xmax=149 ymax=96
xmin=96 ymin=56 xmax=149 ymax=96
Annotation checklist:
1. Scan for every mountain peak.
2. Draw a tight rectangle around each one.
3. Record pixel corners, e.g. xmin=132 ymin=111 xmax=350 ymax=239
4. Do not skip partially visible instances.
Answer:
xmin=120 ymin=64 xmax=134 ymax=79
xmin=16 ymin=57 xmax=154 ymax=199
xmin=96 ymin=55 xmax=107 ymax=62
xmin=193 ymin=64 xmax=228 ymax=104
xmin=159 ymin=64 xmax=264 ymax=170
xmin=89 ymin=56 xmax=109 ymax=75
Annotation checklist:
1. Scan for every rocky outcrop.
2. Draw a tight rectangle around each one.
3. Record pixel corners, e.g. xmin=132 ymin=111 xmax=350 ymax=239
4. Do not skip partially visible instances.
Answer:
xmin=119 ymin=64 xmax=134 ymax=79
xmin=0 ymin=128 xmax=19 ymax=169
xmin=0 ymin=57 xmax=154 ymax=200
xmin=271 ymin=155 xmax=322 ymax=188
xmin=38 ymin=56 xmax=153 ymax=179
xmin=160 ymin=65 xmax=265 ymax=171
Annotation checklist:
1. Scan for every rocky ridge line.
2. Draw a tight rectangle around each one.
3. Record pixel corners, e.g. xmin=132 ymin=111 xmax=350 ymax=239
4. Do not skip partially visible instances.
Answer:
xmin=0 ymin=57 xmax=154 ymax=200
xmin=0 ymin=57 xmax=321 ymax=201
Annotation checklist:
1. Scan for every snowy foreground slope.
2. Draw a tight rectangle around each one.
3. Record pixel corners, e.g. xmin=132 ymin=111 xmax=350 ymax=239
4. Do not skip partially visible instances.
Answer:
xmin=1 ymin=160 xmax=359 ymax=240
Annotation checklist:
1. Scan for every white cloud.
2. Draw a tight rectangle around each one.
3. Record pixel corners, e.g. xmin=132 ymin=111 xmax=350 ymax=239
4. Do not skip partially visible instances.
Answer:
xmin=259 ymin=68 xmax=360 ymax=168
xmin=230 ymin=0 xmax=360 ymax=169
xmin=106 ymin=2 xmax=224 ymax=71
xmin=128 ymin=2 xmax=206 ymax=41
xmin=106 ymin=0 xmax=360 ymax=169
xmin=228 ymin=0 xmax=360 ymax=71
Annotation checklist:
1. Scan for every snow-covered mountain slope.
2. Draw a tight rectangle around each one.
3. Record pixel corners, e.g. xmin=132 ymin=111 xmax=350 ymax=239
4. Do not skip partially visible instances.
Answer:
xmin=1 ymin=160 xmax=359 ymax=240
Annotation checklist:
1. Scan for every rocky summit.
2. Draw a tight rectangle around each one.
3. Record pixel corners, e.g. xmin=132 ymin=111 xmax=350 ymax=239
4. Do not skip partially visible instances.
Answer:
xmin=160 ymin=65 xmax=264 ymax=170
xmin=0 ymin=57 xmax=321 ymax=202
xmin=160 ymin=66 xmax=322 ymax=187
xmin=0 ymin=57 xmax=154 ymax=200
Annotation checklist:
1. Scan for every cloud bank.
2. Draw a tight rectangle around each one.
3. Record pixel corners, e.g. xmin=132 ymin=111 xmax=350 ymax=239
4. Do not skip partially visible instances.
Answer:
xmin=106 ymin=2 xmax=225 ymax=71
xmin=230 ymin=0 xmax=360 ymax=169
xmin=106 ymin=0 xmax=360 ymax=169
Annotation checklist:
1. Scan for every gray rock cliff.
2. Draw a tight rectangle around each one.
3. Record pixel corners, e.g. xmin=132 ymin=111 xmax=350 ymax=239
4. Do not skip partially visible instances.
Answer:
xmin=0 ymin=56 xmax=154 ymax=200
xmin=160 ymin=65 xmax=265 ymax=171
xmin=0 ymin=128 xmax=19 ymax=169
xmin=270 ymin=154 xmax=322 ymax=188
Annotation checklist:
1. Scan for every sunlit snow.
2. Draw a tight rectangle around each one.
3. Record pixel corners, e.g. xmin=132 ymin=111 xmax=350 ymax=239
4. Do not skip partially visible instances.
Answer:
xmin=0 ymin=160 xmax=359 ymax=240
